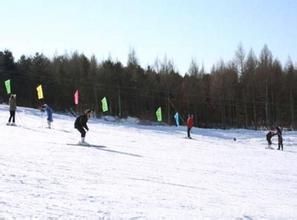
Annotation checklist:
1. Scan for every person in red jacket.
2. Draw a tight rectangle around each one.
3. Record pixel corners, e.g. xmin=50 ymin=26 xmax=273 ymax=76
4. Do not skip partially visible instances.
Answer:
xmin=186 ymin=114 xmax=194 ymax=139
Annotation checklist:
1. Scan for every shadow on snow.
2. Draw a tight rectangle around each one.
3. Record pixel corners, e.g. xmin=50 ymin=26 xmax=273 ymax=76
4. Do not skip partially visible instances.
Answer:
xmin=67 ymin=143 xmax=142 ymax=158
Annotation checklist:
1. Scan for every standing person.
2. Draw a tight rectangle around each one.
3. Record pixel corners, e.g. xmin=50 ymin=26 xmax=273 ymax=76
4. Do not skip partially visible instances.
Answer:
xmin=7 ymin=94 xmax=17 ymax=126
xmin=74 ymin=109 xmax=92 ymax=144
xmin=186 ymin=114 xmax=194 ymax=139
xmin=266 ymin=128 xmax=276 ymax=149
xmin=41 ymin=104 xmax=53 ymax=129
xmin=276 ymin=126 xmax=283 ymax=151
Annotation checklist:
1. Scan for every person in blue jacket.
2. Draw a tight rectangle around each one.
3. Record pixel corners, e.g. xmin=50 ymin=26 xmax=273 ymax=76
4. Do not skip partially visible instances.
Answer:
xmin=41 ymin=104 xmax=53 ymax=128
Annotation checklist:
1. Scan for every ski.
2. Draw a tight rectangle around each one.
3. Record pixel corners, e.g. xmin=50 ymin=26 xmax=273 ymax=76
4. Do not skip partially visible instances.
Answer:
xmin=6 ymin=123 xmax=17 ymax=126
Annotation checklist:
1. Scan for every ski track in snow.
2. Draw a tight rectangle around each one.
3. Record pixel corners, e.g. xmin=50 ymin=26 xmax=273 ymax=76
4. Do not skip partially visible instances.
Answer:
xmin=0 ymin=104 xmax=297 ymax=219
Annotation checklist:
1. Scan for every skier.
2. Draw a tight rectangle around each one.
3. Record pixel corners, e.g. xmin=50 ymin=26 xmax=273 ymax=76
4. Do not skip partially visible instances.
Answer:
xmin=41 ymin=104 xmax=53 ymax=129
xmin=7 ymin=94 xmax=17 ymax=126
xmin=74 ymin=109 xmax=92 ymax=144
xmin=186 ymin=114 xmax=194 ymax=139
xmin=266 ymin=129 xmax=276 ymax=149
xmin=276 ymin=126 xmax=283 ymax=151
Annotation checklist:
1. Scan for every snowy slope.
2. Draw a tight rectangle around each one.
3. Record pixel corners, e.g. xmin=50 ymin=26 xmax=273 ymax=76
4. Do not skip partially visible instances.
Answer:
xmin=1 ymin=104 xmax=297 ymax=219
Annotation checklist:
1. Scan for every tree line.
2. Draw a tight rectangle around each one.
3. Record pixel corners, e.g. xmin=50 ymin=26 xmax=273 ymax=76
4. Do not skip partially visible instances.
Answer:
xmin=0 ymin=45 xmax=297 ymax=129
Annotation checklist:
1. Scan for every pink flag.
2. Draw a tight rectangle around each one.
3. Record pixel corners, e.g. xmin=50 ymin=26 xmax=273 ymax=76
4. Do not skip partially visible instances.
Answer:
xmin=74 ymin=90 xmax=79 ymax=105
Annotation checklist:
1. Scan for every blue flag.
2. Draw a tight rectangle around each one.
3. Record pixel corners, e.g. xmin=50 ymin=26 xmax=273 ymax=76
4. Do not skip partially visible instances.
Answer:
xmin=174 ymin=112 xmax=180 ymax=126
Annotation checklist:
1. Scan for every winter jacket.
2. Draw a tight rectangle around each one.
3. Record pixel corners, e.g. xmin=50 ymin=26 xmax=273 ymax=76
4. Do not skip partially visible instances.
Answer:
xmin=9 ymin=97 xmax=16 ymax=111
xmin=276 ymin=127 xmax=282 ymax=136
xmin=276 ymin=127 xmax=283 ymax=143
xmin=187 ymin=116 xmax=194 ymax=128
xmin=44 ymin=106 xmax=53 ymax=122
xmin=266 ymin=131 xmax=275 ymax=144
xmin=74 ymin=114 xmax=89 ymax=130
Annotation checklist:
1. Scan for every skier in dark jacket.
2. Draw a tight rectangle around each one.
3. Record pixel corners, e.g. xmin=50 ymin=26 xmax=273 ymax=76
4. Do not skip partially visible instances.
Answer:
xmin=74 ymin=109 xmax=92 ymax=144
xmin=266 ymin=129 xmax=276 ymax=148
xmin=186 ymin=114 xmax=194 ymax=139
xmin=7 ymin=94 xmax=17 ymax=126
xmin=276 ymin=126 xmax=283 ymax=151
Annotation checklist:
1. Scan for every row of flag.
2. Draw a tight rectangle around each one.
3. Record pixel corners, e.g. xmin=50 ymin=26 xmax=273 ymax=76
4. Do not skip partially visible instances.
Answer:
xmin=3 ymin=79 xmax=179 ymax=123
xmin=156 ymin=109 xmax=180 ymax=125
xmin=73 ymin=90 xmax=108 ymax=112
xmin=4 ymin=79 xmax=44 ymax=99
xmin=3 ymin=79 xmax=108 ymax=111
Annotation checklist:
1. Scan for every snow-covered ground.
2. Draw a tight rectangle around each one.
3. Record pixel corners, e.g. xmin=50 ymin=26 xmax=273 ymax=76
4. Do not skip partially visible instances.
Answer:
xmin=1 ymin=104 xmax=297 ymax=219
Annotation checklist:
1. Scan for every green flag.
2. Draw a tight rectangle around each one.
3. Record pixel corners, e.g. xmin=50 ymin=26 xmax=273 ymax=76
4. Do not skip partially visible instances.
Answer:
xmin=5 ymin=79 xmax=11 ymax=94
xmin=101 ymin=97 xmax=108 ymax=112
xmin=156 ymin=107 xmax=162 ymax=122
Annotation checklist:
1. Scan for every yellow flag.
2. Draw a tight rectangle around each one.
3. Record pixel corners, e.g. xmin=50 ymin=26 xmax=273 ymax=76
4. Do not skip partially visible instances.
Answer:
xmin=36 ymin=84 xmax=44 ymax=99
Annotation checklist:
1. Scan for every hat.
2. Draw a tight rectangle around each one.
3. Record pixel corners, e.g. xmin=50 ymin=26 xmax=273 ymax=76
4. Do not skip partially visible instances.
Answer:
xmin=84 ymin=109 xmax=92 ymax=114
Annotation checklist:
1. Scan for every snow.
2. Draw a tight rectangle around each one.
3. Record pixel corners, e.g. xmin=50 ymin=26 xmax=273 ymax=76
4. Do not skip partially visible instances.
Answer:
xmin=1 ymin=104 xmax=297 ymax=219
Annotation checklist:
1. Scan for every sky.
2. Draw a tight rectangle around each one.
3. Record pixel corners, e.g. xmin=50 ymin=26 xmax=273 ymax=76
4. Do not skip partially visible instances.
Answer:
xmin=1 ymin=0 xmax=297 ymax=74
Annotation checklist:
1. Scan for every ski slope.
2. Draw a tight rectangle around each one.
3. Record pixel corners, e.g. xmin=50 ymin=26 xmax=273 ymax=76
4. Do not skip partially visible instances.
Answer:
xmin=1 ymin=104 xmax=297 ymax=219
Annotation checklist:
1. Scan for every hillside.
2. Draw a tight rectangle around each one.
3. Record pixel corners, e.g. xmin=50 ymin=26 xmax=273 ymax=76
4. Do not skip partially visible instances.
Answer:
xmin=1 ymin=104 xmax=297 ymax=219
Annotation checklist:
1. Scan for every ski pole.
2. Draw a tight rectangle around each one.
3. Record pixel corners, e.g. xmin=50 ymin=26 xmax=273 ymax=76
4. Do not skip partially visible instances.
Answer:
xmin=15 ymin=110 xmax=25 ymax=127
xmin=40 ymin=109 xmax=45 ymax=128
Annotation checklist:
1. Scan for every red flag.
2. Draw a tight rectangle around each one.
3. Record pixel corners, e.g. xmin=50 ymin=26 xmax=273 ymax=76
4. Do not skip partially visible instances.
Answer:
xmin=74 ymin=90 xmax=79 ymax=105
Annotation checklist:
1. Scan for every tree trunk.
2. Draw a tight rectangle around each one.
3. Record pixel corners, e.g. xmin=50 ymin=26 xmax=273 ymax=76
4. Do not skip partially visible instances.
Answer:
xmin=265 ymin=80 xmax=269 ymax=127
xmin=290 ymin=89 xmax=295 ymax=129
